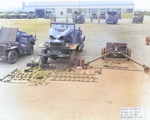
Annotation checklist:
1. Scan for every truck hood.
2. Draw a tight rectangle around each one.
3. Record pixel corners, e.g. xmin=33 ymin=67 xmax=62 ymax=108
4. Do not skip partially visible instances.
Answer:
xmin=0 ymin=27 xmax=18 ymax=42
xmin=49 ymin=27 xmax=73 ymax=39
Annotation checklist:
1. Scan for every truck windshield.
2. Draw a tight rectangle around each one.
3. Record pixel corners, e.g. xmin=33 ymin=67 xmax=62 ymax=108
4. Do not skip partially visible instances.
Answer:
xmin=51 ymin=24 xmax=74 ymax=31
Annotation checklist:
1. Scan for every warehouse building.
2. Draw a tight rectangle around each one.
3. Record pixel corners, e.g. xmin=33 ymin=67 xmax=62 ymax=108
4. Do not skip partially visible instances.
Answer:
xmin=22 ymin=1 xmax=135 ymax=18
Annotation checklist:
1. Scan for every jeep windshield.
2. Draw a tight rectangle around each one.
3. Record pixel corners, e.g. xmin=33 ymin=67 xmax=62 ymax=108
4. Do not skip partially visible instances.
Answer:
xmin=51 ymin=23 xmax=75 ymax=32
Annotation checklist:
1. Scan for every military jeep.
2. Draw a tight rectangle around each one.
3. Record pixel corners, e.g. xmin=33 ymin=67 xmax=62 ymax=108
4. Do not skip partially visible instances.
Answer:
xmin=39 ymin=22 xmax=85 ymax=65
xmin=132 ymin=15 xmax=144 ymax=24
xmin=0 ymin=27 xmax=36 ymax=64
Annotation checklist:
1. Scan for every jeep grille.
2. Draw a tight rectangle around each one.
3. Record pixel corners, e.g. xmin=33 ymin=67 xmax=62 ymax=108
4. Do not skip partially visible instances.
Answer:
xmin=50 ymin=43 xmax=62 ymax=51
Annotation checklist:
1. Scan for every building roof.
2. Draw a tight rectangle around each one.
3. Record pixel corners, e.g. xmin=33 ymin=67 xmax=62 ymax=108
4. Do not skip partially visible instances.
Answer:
xmin=25 ymin=1 xmax=134 ymax=7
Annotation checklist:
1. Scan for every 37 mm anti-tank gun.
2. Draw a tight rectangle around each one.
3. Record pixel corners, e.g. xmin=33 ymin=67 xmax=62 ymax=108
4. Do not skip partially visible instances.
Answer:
xmin=84 ymin=42 xmax=149 ymax=72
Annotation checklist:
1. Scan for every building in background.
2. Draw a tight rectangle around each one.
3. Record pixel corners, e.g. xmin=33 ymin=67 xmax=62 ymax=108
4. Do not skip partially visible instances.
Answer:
xmin=22 ymin=1 xmax=134 ymax=18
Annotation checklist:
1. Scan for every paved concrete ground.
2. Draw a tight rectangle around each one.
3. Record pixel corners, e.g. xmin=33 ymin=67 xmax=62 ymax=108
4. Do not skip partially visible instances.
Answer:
xmin=0 ymin=17 xmax=150 ymax=120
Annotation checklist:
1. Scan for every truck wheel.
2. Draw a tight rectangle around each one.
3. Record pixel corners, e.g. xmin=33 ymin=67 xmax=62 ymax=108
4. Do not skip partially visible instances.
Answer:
xmin=127 ymin=48 xmax=131 ymax=61
xmin=70 ymin=51 xmax=76 ymax=66
xmin=41 ymin=49 xmax=48 ymax=64
xmin=101 ymin=47 xmax=105 ymax=59
xmin=8 ymin=50 xmax=18 ymax=64
xmin=27 ymin=44 xmax=33 ymax=55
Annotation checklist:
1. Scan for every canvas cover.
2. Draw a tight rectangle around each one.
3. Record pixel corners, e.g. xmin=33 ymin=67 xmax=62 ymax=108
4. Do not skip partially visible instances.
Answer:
xmin=0 ymin=27 xmax=18 ymax=42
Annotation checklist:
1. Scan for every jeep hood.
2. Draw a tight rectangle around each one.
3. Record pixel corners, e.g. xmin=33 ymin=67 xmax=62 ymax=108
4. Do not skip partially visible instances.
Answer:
xmin=0 ymin=27 xmax=18 ymax=42
xmin=49 ymin=27 xmax=73 ymax=39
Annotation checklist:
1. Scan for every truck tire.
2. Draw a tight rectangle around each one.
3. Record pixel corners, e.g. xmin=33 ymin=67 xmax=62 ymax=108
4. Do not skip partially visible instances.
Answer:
xmin=8 ymin=50 xmax=18 ymax=64
xmin=127 ymin=48 xmax=131 ymax=61
xmin=101 ymin=47 xmax=105 ymax=59
xmin=69 ymin=51 xmax=76 ymax=66
xmin=27 ymin=44 xmax=33 ymax=55
xmin=41 ymin=49 xmax=48 ymax=64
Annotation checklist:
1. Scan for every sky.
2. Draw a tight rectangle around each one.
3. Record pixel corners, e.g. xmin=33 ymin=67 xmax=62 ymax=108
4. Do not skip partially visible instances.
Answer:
xmin=0 ymin=0 xmax=150 ymax=11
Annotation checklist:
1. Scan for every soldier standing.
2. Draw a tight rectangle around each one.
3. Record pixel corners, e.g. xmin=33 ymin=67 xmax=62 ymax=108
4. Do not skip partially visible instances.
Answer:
xmin=53 ymin=15 xmax=56 ymax=22
xmin=91 ymin=15 xmax=93 ymax=22
xmin=98 ymin=15 xmax=100 ymax=24
xmin=73 ymin=15 xmax=76 ymax=23
xmin=66 ymin=17 xmax=68 ymax=23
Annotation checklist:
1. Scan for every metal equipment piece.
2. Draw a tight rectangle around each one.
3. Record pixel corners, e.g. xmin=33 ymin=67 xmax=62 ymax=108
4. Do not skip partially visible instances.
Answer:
xmin=2 ymin=63 xmax=100 ymax=86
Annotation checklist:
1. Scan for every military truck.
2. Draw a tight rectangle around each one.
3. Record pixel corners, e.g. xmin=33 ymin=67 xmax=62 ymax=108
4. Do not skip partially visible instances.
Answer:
xmin=39 ymin=22 xmax=85 ymax=65
xmin=105 ymin=11 xmax=118 ymax=24
xmin=0 ymin=27 xmax=36 ymax=64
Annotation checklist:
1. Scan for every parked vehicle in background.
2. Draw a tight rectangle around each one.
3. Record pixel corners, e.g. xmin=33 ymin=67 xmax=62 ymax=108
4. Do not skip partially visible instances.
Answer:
xmin=72 ymin=10 xmax=85 ymax=24
xmin=17 ymin=11 xmax=28 ymax=19
xmin=92 ymin=12 xmax=97 ymax=19
xmin=100 ymin=12 xmax=105 ymax=19
xmin=39 ymin=22 xmax=85 ymax=65
xmin=105 ymin=11 xmax=118 ymax=24
xmin=0 ymin=27 xmax=36 ymax=64
xmin=27 ymin=11 xmax=37 ymax=19
xmin=132 ymin=13 xmax=144 ymax=24
xmin=0 ymin=12 xmax=6 ymax=19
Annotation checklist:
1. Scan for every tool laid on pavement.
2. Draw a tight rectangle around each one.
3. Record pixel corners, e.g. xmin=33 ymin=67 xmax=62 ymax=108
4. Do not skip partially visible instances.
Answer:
xmin=2 ymin=58 xmax=101 ymax=86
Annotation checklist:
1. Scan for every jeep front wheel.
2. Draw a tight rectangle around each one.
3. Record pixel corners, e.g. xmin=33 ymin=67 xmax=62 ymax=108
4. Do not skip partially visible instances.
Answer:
xmin=27 ymin=44 xmax=34 ymax=55
xmin=41 ymin=49 xmax=48 ymax=64
xmin=8 ymin=50 xmax=18 ymax=64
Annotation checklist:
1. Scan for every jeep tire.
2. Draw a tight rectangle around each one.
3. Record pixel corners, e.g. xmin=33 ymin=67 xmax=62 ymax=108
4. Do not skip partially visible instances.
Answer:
xmin=8 ymin=50 xmax=18 ymax=64
xmin=27 ymin=44 xmax=34 ymax=55
xmin=41 ymin=49 xmax=48 ymax=64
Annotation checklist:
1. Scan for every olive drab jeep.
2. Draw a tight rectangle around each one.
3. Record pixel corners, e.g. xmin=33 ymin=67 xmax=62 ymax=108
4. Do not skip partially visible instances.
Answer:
xmin=0 ymin=27 xmax=36 ymax=64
